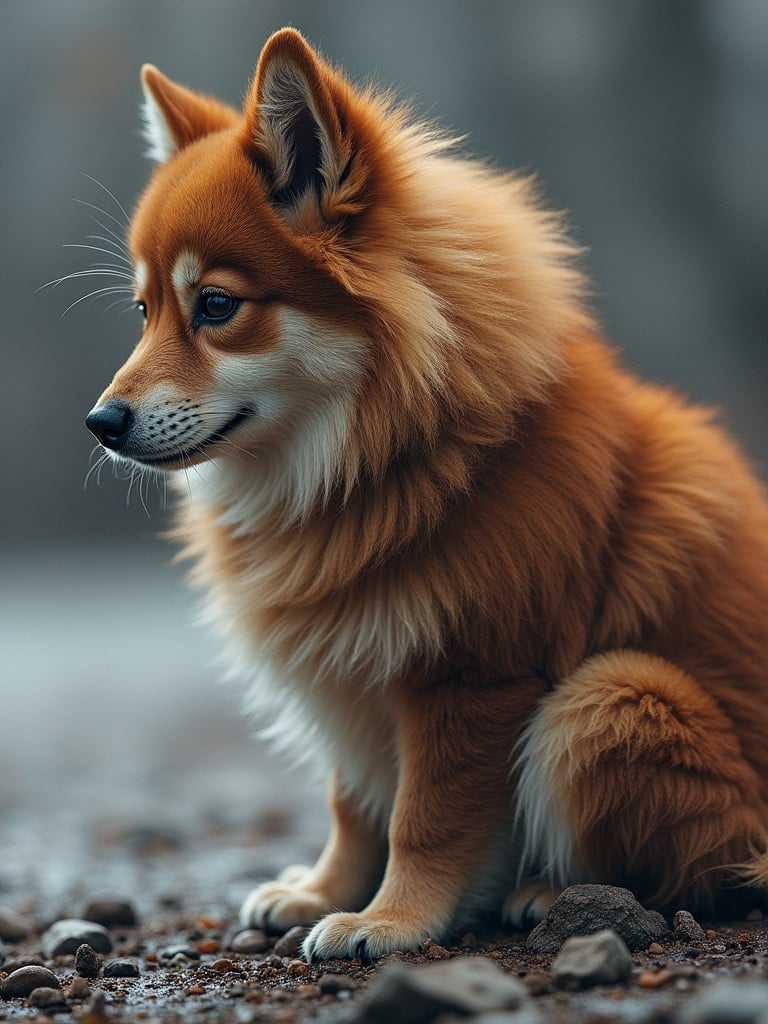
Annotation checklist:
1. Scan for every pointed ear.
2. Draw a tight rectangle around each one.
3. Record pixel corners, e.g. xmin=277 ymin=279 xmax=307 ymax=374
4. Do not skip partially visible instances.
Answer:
xmin=241 ymin=29 xmax=366 ymax=229
xmin=140 ymin=64 xmax=239 ymax=163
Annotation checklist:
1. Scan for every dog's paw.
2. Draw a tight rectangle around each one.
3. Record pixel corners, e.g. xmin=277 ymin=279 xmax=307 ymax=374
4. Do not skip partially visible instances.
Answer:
xmin=303 ymin=911 xmax=428 ymax=962
xmin=239 ymin=880 xmax=332 ymax=932
xmin=277 ymin=864 xmax=312 ymax=885
xmin=503 ymin=882 xmax=562 ymax=928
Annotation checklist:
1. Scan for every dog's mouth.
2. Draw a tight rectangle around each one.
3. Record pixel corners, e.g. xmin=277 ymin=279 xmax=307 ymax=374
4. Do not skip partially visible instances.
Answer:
xmin=134 ymin=408 xmax=253 ymax=467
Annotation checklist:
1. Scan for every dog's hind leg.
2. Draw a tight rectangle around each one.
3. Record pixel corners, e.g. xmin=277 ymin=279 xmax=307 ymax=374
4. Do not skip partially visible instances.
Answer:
xmin=515 ymin=650 xmax=768 ymax=912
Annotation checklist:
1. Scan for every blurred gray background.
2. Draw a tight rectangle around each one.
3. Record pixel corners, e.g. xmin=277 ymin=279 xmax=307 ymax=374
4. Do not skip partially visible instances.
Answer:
xmin=1 ymin=0 xmax=766 ymax=879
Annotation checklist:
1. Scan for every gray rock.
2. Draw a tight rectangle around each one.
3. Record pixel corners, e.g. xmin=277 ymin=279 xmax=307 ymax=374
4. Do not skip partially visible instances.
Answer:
xmin=551 ymin=929 xmax=631 ymax=990
xmin=0 ymin=907 xmax=32 ymax=942
xmin=103 ymin=957 xmax=140 ymax=978
xmin=83 ymin=899 xmax=138 ymax=928
xmin=273 ymin=926 xmax=309 ymax=958
xmin=673 ymin=909 xmax=705 ymax=943
xmin=1 ymin=965 xmax=60 ymax=999
xmin=229 ymin=928 xmax=269 ymax=954
xmin=27 ymin=986 xmax=67 ymax=1009
xmin=41 ymin=919 xmax=112 ymax=958
xmin=357 ymin=957 xmax=528 ymax=1023
xmin=526 ymin=885 xmax=666 ymax=953
xmin=678 ymin=980 xmax=768 ymax=1023
xmin=75 ymin=943 xmax=102 ymax=978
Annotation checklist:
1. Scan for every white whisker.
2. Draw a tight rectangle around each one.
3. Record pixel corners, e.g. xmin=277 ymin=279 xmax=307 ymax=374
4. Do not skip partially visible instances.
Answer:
xmin=60 ymin=286 xmax=134 ymax=318
xmin=80 ymin=171 xmax=131 ymax=225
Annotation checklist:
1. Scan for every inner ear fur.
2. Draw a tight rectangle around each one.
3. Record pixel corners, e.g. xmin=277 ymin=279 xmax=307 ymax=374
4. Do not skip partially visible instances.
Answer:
xmin=241 ymin=29 xmax=360 ymax=225
xmin=141 ymin=64 xmax=239 ymax=162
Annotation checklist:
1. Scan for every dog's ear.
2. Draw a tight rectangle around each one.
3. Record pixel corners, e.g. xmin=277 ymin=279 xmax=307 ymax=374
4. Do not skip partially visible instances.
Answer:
xmin=241 ymin=29 xmax=367 ymax=230
xmin=140 ymin=65 xmax=238 ymax=163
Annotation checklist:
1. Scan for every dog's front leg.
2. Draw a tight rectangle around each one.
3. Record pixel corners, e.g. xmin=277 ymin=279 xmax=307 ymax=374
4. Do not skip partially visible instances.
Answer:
xmin=303 ymin=676 xmax=544 ymax=960
xmin=240 ymin=770 xmax=387 ymax=932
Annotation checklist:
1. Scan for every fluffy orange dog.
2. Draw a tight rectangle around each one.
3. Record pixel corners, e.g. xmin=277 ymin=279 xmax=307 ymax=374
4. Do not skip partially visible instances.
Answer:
xmin=86 ymin=29 xmax=768 ymax=959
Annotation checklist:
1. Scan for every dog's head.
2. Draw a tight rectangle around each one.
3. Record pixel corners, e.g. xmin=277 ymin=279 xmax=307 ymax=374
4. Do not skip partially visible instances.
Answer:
xmin=86 ymin=29 xmax=585 ymax=522
xmin=86 ymin=31 xmax=388 ymax=510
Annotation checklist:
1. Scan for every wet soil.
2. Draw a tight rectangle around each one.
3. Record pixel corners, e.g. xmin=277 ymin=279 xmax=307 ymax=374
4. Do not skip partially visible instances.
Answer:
xmin=2 ymin=801 xmax=768 ymax=1024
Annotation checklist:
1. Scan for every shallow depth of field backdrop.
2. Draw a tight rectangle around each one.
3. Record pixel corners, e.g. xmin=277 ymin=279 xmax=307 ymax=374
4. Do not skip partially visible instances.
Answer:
xmin=1 ymin=0 xmax=766 ymax=893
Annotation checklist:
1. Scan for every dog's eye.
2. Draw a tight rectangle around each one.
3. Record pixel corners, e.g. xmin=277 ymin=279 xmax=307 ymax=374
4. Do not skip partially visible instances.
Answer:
xmin=199 ymin=289 xmax=238 ymax=322
xmin=136 ymin=301 xmax=147 ymax=319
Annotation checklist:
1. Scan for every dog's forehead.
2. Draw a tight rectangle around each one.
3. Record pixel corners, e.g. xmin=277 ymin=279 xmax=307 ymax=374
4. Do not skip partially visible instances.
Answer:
xmin=128 ymin=139 xmax=277 ymax=279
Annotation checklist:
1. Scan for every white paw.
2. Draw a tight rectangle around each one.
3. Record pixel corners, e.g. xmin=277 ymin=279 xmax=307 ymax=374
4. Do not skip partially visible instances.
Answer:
xmin=239 ymin=879 xmax=332 ymax=932
xmin=503 ymin=882 xmax=562 ymax=928
xmin=303 ymin=911 xmax=429 ymax=962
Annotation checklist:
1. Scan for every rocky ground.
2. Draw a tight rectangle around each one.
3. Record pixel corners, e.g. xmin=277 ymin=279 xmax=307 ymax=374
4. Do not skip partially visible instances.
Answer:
xmin=2 ymin=801 xmax=768 ymax=1024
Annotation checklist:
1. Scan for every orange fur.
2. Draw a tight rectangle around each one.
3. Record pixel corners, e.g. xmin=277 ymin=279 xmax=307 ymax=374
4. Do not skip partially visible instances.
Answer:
xmin=87 ymin=30 xmax=768 ymax=956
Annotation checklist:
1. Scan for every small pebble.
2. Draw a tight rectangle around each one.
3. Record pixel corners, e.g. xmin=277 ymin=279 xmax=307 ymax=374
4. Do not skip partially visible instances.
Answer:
xmin=41 ymin=919 xmax=112 ymax=958
xmin=673 ymin=910 xmax=706 ymax=943
xmin=230 ymin=929 xmax=269 ymax=954
xmin=647 ymin=942 xmax=665 ymax=954
xmin=637 ymin=969 xmax=672 ymax=989
xmin=273 ymin=927 xmax=309 ymax=958
xmin=211 ymin=958 xmax=238 ymax=973
xmin=425 ymin=944 xmax=450 ymax=959
xmin=296 ymin=983 xmax=321 ymax=998
xmin=186 ymin=985 xmax=205 ymax=995
xmin=196 ymin=938 xmax=220 ymax=954
xmin=68 ymin=976 xmax=91 ymax=1000
xmin=83 ymin=900 xmax=138 ymax=928
xmin=104 ymin=958 xmax=140 ymax=978
xmin=75 ymin=943 xmax=103 ymax=978
xmin=286 ymin=959 xmax=309 ymax=978
xmin=1 ymin=965 xmax=60 ymax=999
xmin=27 ymin=986 xmax=67 ymax=1009
xmin=317 ymin=973 xmax=357 ymax=995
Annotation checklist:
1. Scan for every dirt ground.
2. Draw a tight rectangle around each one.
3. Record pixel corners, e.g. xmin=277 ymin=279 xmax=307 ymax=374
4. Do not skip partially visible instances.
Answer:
xmin=2 ymin=797 xmax=768 ymax=1024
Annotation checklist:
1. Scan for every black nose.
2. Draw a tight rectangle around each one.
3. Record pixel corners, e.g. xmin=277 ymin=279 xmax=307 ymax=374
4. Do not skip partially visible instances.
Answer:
xmin=85 ymin=399 xmax=134 ymax=450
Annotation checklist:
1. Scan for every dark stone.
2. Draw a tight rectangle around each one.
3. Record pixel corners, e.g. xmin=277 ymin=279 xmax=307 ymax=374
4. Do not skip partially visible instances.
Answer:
xmin=673 ymin=909 xmax=706 ymax=943
xmin=41 ymin=919 xmax=112 ymax=957
xmin=273 ymin=926 xmax=310 ymax=958
xmin=103 ymin=957 xmax=140 ymax=978
xmin=83 ymin=899 xmax=138 ymax=928
xmin=358 ymin=957 xmax=528 ymax=1023
xmin=318 ymin=972 xmax=358 ymax=994
xmin=75 ymin=943 xmax=102 ymax=978
xmin=551 ymin=929 xmax=632 ymax=990
xmin=27 ymin=986 xmax=67 ymax=1009
xmin=526 ymin=885 xmax=666 ymax=953
xmin=1 ymin=965 xmax=60 ymax=999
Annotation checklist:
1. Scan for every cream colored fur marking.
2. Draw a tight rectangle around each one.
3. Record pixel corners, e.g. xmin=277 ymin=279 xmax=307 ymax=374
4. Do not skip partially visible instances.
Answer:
xmin=515 ymin=700 xmax=589 ymax=887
